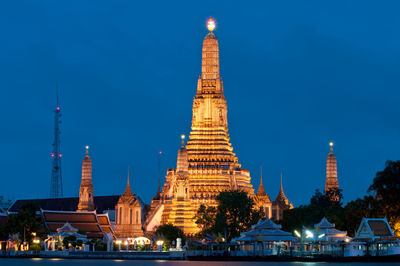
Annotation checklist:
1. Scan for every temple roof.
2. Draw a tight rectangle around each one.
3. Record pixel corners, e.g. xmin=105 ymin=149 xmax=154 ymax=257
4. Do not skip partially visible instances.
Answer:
xmin=274 ymin=173 xmax=292 ymax=207
xmin=9 ymin=195 xmax=120 ymax=213
xmin=315 ymin=217 xmax=335 ymax=229
xmin=256 ymin=173 xmax=267 ymax=197
xmin=122 ymin=170 xmax=134 ymax=197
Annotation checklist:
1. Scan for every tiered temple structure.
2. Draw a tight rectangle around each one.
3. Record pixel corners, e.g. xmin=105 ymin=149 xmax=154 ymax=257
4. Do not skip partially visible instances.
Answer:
xmin=145 ymin=19 xmax=288 ymax=234
xmin=325 ymin=142 xmax=339 ymax=200
xmin=77 ymin=146 xmax=95 ymax=212
xmin=114 ymin=170 xmax=144 ymax=238
xmin=272 ymin=173 xmax=293 ymax=220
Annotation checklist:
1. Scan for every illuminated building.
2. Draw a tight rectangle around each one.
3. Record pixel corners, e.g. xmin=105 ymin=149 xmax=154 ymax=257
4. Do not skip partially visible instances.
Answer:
xmin=325 ymin=142 xmax=339 ymax=200
xmin=145 ymin=18 xmax=285 ymax=234
xmin=114 ymin=170 xmax=144 ymax=238
xmin=272 ymin=173 xmax=293 ymax=220
xmin=77 ymin=146 xmax=95 ymax=212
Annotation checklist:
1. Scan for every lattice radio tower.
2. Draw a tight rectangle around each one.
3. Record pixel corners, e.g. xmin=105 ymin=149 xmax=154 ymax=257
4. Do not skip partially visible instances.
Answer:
xmin=50 ymin=85 xmax=63 ymax=198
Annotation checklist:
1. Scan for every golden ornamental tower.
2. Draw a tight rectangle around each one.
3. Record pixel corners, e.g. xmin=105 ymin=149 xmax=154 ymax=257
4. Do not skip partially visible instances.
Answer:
xmin=186 ymin=18 xmax=254 ymax=197
xmin=77 ymin=146 xmax=95 ymax=212
xmin=325 ymin=142 xmax=339 ymax=196
xmin=146 ymin=19 xmax=260 ymax=234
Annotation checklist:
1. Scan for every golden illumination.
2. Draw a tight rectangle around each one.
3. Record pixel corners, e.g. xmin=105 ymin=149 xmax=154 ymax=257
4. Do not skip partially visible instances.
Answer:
xmin=329 ymin=142 xmax=334 ymax=147
xmin=207 ymin=18 xmax=215 ymax=32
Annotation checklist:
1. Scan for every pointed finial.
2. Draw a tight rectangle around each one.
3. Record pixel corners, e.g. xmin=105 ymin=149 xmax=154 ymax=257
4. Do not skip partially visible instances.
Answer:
xmin=329 ymin=141 xmax=334 ymax=153
xmin=260 ymin=165 xmax=263 ymax=184
xmin=207 ymin=17 xmax=216 ymax=32
xmin=127 ymin=166 xmax=130 ymax=187
xmin=280 ymin=171 xmax=283 ymax=191
xmin=181 ymin=134 xmax=185 ymax=146
xmin=85 ymin=145 xmax=89 ymax=155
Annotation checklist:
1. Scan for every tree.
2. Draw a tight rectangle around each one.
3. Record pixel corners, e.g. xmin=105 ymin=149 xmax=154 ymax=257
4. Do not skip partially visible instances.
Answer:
xmin=368 ymin=160 xmax=400 ymax=235
xmin=195 ymin=190 xmax=264 ymax=241
xmin=193 ymin=204 xmax=216 ymax=235
xmin=155 ymin=223 xmax=185 ymax=248
xmin=5 ymin=203 xmax=41 ymax=248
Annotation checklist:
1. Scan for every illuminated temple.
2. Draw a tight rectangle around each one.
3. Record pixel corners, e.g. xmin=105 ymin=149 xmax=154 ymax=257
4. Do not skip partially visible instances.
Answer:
xmin=145 ymin=19 xmax=293 ymax=234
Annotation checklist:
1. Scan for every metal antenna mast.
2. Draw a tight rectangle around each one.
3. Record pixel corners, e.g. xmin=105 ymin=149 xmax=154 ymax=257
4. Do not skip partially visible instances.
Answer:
xmin=50 ymin=84 xmax=63 ymax=198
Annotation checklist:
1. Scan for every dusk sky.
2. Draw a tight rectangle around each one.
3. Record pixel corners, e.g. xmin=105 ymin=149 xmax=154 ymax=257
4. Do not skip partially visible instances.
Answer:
xmin=1 ymin=1 xmax=399 ymax=206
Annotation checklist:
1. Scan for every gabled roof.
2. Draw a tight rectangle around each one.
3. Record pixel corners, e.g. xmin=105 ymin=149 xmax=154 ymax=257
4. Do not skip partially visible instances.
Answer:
xmin=41 ymin=209 xmax=104 ymax=239
xmin=8 ymin=195 xmax=120 ymax=213
xmin=315 ymin=217 xmax=335 ymax=229
xmin=234 ymin=219 xmax=296 ymax=242
xmin=57 ymin=222 xmax=78 ymax=233
xmin=354 ymin=217 xmax=394 ymax=240
xmin=252 ymin=218 xmax=282 ymax=230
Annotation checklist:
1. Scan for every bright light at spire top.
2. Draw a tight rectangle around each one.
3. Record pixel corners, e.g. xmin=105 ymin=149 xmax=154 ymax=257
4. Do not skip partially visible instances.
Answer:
xmin=329 ymin=142 xmax=334 ymax=147
xmin=181 ymin=134 xmax=185 ymax=140
xmin=207 ymin=18 xmax=215 ymax=32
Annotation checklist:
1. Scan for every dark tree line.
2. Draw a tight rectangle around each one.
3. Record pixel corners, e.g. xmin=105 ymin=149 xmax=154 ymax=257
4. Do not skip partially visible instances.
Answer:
xmin=280 ymin=160 xmax=400 ymax=237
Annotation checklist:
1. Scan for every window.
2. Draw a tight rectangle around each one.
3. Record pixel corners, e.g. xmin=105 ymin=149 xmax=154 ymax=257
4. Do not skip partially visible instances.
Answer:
xmin=135 ymin=210 xmax=139 ymax=224
xmin=130 ymin=209 xmax=133 ymax=224
xmin=119 ymin=207 xmax=122 ymax=224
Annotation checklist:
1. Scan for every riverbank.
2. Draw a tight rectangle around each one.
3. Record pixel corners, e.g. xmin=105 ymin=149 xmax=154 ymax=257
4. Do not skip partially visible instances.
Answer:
xmin=1 ymin=250 xmax=400 ymax=262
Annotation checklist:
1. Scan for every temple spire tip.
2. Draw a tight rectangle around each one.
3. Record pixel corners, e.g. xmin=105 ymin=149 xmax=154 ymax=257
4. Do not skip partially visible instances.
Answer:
xmin=207 ymin=17 xmax=215 ymax=32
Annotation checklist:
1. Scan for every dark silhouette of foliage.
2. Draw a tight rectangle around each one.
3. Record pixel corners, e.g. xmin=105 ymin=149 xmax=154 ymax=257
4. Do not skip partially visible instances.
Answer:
xmin=281 ymin=160 xmax=400 ymax=237
xmin=155 ymin=223 xmax=185 ymax=247
xmin=195 ymin=190 xmax=265 ymax=241
xmin=5 ymin=203 xmax=41 ymax=245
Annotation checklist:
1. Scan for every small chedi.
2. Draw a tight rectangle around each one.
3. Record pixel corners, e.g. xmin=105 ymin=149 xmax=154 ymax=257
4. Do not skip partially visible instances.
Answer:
xmin=325 ymin=142 xmax=340 ymax=201
xmin=145 ymin=19 xmax=293 ymax=234
xmin=77 ymin=146 xmax=95 ymax=212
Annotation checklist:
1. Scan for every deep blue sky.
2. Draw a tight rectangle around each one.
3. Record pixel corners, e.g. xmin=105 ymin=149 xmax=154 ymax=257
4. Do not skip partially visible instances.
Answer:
xmin=1 ymin=1 xmax=399 ymax=206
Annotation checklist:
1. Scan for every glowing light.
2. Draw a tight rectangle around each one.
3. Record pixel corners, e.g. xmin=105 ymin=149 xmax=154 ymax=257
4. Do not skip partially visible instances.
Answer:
xmin=207 ymin=18 xmax=215 ymax=32
xmin=181 ymin=134 xmax=185 ymax=140
xmin=305 ymin=230 xmax=314 ymax=239
xmin=345 ymin=238 xmax=350 ymax=242
xmin=329 ymin=142 xmax=334 ymax=147
xmin=156 ymin=240 xmax=164 ymax=246
xmin=294 ymin=230 xmax=301 ymax=237
xmin=51 ymin=152 xmax=55 ymax=157
xmin=115 ymin=240 xmax=121 ymax=245
xmin=59 ymin=154 xmax=62 ymax=158
xmin=159 ymin=151 xmax=162 ymax=155
xmin=318 ymin=233 xmax=325 ymax=239
xmin=56 ymin=107 xmax=60 ymax=111
xmin=85 ymin=145 xmax=89 ymax=150
xmin=124 ymin=240 xmax=128 ymax=245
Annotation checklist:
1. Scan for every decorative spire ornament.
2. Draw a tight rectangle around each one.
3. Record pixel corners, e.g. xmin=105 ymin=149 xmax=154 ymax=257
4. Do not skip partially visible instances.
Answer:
xmin=207 ymin=18 xmax=215 ymax=32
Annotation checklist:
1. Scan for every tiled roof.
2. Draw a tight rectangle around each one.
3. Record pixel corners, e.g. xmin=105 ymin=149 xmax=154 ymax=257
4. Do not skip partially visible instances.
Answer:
xmin=368 ymin=220 xmax=392 ymax=236
xmin=8 ymin=195 xmax=120 ymax=213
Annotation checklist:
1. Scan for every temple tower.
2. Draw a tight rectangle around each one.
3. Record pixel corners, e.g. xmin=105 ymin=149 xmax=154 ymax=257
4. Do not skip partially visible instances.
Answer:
xmin=272 ymin=173 xmax=293 ymax=220
xmin=115 ymin=169 xmax=143 ymax=238
xmin=255 ymin=167 xmax=272 ymax=218
xmin=77 ymin=146 xmax=95 ymax=212
xmin=325 ymin=142 xmax=339 ymax=199
xmin=146 ymin=18 xmax=257 ymax=234
xmin=186 ymin=18 xmax=254 ymax=200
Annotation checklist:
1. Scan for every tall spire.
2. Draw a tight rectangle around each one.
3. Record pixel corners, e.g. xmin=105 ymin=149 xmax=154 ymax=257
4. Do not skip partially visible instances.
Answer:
xmin=275 ymin=172 xmax=291 ymax=206
xmin=77 ymin=146 xmax=94 ymax=212
xmin=256 ymin=166 xmax=267 ymax=197
xmin=325 ymin=142 xmax=339 ymax=197
xmin=176 ymin=135 xmax=189 ymax=173
xmin=50 ymin=84 xmax=63 ymax=198
xmin=123 ymin=167 xmax=134 ymax=197
xmin=201 ymin=18 xmax=220 ymax=80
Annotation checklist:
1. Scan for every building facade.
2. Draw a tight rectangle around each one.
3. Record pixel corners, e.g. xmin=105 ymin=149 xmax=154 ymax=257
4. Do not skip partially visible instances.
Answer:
xmin=114 ymin=173 xmax=144 ymax=238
